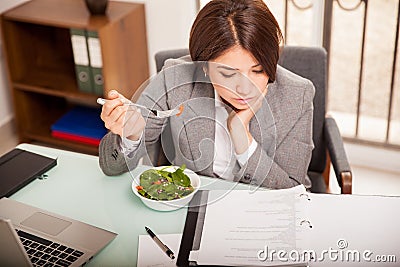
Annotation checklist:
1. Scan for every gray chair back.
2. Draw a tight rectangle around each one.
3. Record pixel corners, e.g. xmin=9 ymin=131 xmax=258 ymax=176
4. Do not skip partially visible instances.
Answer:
xmin=278 ymin=46 xmax=327 ymax=174
xmin=154 ymin=46 xmax=328 ymax=174
xmin=155 ymin=48 xmax=190 ymax=73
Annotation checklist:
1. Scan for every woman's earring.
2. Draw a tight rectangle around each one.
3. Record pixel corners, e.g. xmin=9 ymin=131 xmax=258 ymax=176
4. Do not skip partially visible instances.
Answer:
xmin=203 ymin=66 xmax=208 ymax=78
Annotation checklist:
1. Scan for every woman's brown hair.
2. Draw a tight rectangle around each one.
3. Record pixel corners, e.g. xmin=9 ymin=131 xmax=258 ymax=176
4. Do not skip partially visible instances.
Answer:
xmin=189 ymin=0 xmax=283 ymax=82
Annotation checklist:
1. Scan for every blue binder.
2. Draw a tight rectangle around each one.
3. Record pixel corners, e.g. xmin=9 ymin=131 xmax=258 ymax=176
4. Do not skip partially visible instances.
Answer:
xmin=51 ymin=106 xmax=107 ymax=139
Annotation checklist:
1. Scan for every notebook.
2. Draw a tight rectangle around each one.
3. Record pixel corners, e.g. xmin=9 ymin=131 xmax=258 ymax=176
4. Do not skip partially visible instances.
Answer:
xmin=0 ymin=148 xmax=57 ymax=198
xmin=0 ymin=197 xmax=117 ymax=266
xmin=177 ymin=186 xmax=400 ymax=266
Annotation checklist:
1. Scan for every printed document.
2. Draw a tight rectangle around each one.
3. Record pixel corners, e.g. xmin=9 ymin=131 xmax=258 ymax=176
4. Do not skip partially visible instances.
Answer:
xmin=190 ymin=186 xmax=308 ymax=266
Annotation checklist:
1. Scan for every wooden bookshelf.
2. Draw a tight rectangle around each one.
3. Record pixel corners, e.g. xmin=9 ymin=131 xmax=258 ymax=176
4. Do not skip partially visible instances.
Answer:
xmin=1 ymin=0 xmax=149 ymax=155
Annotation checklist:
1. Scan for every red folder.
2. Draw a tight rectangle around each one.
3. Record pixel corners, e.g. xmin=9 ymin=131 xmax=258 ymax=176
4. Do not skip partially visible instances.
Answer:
xmin=51 ymin=131 xmax=101 ymax=146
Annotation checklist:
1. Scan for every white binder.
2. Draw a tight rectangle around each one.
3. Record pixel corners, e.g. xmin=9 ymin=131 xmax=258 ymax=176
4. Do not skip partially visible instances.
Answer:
xmin=178 ymin=186 xmax=400 ymax=266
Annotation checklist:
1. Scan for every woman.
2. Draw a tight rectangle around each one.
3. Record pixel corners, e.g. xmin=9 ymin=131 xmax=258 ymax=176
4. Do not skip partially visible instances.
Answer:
xmin=99 ymin=0 xmax=314 ymax=189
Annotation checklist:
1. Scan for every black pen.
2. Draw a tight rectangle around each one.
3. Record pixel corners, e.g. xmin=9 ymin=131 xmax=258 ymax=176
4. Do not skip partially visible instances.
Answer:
xmin=145 ymin=226 xmax=175 ymax=259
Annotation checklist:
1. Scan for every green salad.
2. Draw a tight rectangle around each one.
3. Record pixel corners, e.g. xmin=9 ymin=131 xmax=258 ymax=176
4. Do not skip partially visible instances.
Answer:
xmin=136 ymin=165 xmax=194 ymax=201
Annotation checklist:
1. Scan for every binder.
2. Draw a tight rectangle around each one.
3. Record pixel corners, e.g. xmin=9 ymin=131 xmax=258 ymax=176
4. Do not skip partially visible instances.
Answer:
xmin=50 ymin=106 xmax=107 ymax=146
xmin=51 ymin=131 xmax=101 ymax=146
xmin=178 ymin=187 xmax=400 ymax=266
xmin=0 ymin=148 xmax=57 ymax=198
xmin=70 ymin=28 xmax=93 ymax=94
xmin=87 ymin=30 xmax=104 ymax=96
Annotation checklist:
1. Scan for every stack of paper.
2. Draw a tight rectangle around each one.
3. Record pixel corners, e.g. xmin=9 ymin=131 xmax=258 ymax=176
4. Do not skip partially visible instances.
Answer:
xmin=178 ymin=186 xmax=400 ymax=266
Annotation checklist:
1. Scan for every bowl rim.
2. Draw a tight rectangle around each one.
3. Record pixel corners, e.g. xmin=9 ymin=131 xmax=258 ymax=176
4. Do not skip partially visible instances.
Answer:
xmin=131 ymin=166 xmax=201 ymax=204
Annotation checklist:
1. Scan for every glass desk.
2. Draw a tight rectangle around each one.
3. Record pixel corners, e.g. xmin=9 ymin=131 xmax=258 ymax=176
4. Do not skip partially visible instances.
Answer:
xmin=10 ymin=143 xmax=250 ymax=266
xmin=8 ymin=144 xmax=400 ymax=266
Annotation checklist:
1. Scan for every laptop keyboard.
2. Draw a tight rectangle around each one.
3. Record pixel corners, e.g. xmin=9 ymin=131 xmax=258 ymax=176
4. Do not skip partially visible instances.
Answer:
xmin=16 ymin=229 xmax=84 ymax=267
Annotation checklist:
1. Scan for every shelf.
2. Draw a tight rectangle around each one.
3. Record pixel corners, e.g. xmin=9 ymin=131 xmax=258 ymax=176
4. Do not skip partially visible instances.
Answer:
xmin=2 ymin=21 xmax=75 ymax=84
xmin=1 ymin=0 xmax=148 ymax=155
xmin=14 ymin=83 xmax=99 ymax=107
xmin=15 ymin=94 xmax=101 ymax=155
xmin=13 ymin=69 xmax=77 ymax=93
xmin=2 ymin=0 xmax=139 ymax=30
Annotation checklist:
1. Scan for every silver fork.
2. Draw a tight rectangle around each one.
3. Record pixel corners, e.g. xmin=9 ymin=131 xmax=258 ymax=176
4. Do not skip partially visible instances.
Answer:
xmin=96 ymin=98 xmax=183 ymax=119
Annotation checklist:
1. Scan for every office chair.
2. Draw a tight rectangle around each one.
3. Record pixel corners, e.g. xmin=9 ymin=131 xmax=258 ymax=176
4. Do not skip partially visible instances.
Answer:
xmin=150 ymin=46 xmax=352 ymax=194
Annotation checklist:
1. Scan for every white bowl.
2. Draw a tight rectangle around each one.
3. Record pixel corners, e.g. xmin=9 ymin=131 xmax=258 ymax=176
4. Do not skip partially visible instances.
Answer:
xmin=131 ymin=166 xmax=201 ymax=212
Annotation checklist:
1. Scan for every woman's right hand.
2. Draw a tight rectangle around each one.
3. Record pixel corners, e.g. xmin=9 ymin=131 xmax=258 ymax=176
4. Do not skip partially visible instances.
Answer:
xmin=100 ymin=90 xmax=145 ymax=141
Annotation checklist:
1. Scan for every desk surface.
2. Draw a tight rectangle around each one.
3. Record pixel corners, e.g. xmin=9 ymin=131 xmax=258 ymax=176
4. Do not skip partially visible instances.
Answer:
xmin=8 ymin=144 xmax=400 ymax=267
xmin=10 ymin=144 xmax=251 ymax=266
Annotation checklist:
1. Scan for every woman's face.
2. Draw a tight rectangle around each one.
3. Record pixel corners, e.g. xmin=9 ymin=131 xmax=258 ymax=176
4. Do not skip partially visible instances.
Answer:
xmin=207 ymin=46 xmax=269 ymax=110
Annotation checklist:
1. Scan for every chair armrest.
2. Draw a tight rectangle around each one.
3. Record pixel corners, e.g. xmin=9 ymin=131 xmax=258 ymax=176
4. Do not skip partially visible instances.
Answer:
xmin=324 ymin=116 xmax=352 ymax=194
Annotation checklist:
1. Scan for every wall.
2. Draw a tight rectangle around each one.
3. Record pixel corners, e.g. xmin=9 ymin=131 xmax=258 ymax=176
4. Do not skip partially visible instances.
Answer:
xmin=0 ymin=0 xmax=28 ymax=127
xmin=121 ymin=0 xmax=196 ymax=74
xmin=0 ymin=0 xmax=197 ymax=128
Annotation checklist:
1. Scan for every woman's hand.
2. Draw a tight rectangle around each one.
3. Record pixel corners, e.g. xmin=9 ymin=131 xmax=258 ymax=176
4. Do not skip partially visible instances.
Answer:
xmin=227 ymin=87 xmax=268 ymax=154
xmin=100 ymin=90 xmax=145 ymax=141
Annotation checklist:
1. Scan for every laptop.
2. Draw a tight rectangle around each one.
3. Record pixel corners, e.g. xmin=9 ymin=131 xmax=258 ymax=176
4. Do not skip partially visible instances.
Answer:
xmin=0 ymin=197 xmax=117 ymax=266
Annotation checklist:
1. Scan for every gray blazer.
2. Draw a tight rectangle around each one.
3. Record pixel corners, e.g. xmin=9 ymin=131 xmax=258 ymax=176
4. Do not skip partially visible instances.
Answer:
xmin=99 ymin=56 xmax=314 ymax=189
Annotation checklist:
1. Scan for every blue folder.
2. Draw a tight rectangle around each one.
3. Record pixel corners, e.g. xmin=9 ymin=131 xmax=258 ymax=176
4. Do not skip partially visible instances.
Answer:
xmin=51 ymin=106 xmax=107 ymax=139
